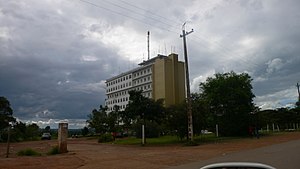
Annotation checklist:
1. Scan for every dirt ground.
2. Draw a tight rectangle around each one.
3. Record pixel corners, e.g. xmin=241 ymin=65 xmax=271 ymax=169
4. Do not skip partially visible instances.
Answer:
xmin=1 ymin=132 xmax=300 ymax=169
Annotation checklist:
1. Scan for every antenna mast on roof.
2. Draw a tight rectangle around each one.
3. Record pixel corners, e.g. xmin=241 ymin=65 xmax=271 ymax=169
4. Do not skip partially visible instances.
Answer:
xmin=297 ymin=82 xmax=300 ymax=101
xmin=147 ymin=31 xmax=150 ymax=60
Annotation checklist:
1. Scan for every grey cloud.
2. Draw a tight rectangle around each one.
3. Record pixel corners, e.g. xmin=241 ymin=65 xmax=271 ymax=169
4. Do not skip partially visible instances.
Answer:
xmin=1 ymin=0 xmax=300 ymax=128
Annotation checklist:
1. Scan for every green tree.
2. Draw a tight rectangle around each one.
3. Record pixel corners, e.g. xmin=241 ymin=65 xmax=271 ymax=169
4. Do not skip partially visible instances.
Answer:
xmin=124 ymin=90 xmax=165 ymax=139
xmin=13 ymin=121 xmax=27 ymax=141
xmin=87 ymin=105 xmax=122 ymax=137
xmin=87 ymin=106 xmax=108 ymax=134
xmin=45 ymin=126 xmax=51 ymax=133
xmin=200 ymin=71 xmax=255 ymax=136
xmin=0 ymin=97 xmax=16 ymax=131
xmin=125 ymin=90 xmax=165 ymax=123
xmin=191 ymin=93 xmax=214 ymax=135
xmin=81 ymin=126 xmax=89 ymax=136
xmin=25 ymin=123 xmax=40 ymax=140
xmin=165 ymin=103 xmax=187 ymax=140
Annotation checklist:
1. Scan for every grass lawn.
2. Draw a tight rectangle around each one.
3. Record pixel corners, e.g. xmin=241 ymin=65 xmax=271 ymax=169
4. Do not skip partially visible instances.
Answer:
xmin=114 ymin=135 xmax=185 ymax=145
xmin=114 ymin=134 xmax=220 ymax=145
xmin=105 ymin=131 xmax=295 ymax=146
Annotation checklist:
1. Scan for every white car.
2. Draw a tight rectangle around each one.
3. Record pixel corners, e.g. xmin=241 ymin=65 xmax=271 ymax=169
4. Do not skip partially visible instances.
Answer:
xmin=41 ymin=133 xmax=51 ymax=140
xmin=200 ymin=162 xmax=276 ymax=169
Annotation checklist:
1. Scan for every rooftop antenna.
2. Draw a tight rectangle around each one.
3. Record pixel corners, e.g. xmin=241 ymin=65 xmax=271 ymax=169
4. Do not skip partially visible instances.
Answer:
xmin=147 ymin=31 xmax=150 ymax=60
xmin=297 ymin=82 xmax=300 ymax=101
xmin=143 ymin=53 xmax=145 ymax=62
xmin=164 ymin=43 xmax=167 ymax=55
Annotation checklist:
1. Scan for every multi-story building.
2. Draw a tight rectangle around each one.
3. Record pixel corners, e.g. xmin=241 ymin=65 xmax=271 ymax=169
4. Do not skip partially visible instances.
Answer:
xmin=105 ymin=53 xmax=186 ymax=112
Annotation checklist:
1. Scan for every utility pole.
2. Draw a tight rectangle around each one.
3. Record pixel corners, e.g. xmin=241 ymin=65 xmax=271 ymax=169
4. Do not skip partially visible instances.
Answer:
xmin=180 ymin=22 xmax=194 ymax=141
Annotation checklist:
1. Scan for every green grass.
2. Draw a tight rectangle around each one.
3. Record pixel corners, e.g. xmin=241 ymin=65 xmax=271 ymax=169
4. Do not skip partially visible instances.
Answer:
xmin=108 ymin=131 xmax=300 ymax=146
xmin=17 ymin=148 xmax=41 ymax=156
xmin=114 ymin=135 xmax=186 ymax=145
xmin=113 ymin=134 xmax=250 ymax=146
xmin=47 ymin=145 xmax=60 ymax=155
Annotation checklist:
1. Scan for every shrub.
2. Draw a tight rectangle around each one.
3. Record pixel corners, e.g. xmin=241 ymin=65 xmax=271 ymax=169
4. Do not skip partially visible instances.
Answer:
xmin=47 ymin=145 xmax=60 ymax=155
xmin=134 ymin=121 xmax=161 ymax=138
xmin=184 ymin=140 xmax=199 ymax=146
xmin=17 ymin=148 xmax=41 ymax=156
xmin=98 ymin=133 xmax=113 ymax=143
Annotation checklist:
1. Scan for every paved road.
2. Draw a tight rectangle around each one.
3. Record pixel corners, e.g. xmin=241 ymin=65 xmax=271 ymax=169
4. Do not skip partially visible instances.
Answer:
xmin=169 ymin=139 xmax=300 ymax=169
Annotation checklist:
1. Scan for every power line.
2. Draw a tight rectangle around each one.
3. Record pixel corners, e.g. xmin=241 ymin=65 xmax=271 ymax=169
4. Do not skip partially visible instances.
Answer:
xmin=190 ymin=33 xmax=262 ymax=71
xmin=116 ymin=0 xmax=183 ymax=26
xmin=79 ymin=0 xmax=178 ymax=33
xmin=100 ymin=0 xmax=180 ymax=29
xmin=78 ymin=0 xmax=261 ymax=73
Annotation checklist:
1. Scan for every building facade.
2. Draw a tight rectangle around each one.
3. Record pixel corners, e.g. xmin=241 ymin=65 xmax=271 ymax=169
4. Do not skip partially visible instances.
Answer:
xmin=105 ymin=53 xmax=186 ymax=112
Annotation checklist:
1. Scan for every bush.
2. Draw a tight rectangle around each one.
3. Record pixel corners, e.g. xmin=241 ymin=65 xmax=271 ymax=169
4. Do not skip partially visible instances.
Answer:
xmin=134 ymin=121 xmax=161 ymax=138
xmin=17 ymin=148 xmax=41 ymax=156
xmin=184 ymin=140 xmax=199 ymax=146
xmin=47 ymin=145 xmax=60 ymax=155
xmin=98 ymin=133 xmax=113 ymax=143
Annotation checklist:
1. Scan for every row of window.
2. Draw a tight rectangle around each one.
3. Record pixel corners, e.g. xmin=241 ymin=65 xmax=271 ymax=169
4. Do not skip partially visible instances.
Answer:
xmin=107 ymin=84 xmax=152 ymax=99
xmin=107 ymin=75 xmax=152 ymax=93
xmin=107 ymin=104 xmax=127 ymax=111
xmin=133 ymin=76 xmax=151 ymax=85
xmin=107 ymin=82 xmax=132 ymax=93
xmin=133 ymin=68 xmax=151 ymax=78
xmin=106 ymin=91 xmax=152 ymax=108
xmin=135 ymin=84 xmax=152 ymax=91
xmin=107 ymin=74 xmax=132 ymax=87
xmin=107 ymin=90 xmax=129 ymax=99
xmin=106 ymin=97 xmax=129 ymax=105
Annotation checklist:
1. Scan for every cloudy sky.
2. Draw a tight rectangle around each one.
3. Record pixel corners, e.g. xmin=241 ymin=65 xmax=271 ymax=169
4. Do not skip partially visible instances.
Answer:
xmin=1 ymin=0 xmax=299 ymax=129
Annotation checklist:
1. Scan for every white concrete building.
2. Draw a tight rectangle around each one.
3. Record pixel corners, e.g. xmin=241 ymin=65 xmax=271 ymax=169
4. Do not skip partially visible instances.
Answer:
xmin=105 ymin=53 xmax=185 ymax=112
xmin=105 ymin=63 xmax=153 ymax=112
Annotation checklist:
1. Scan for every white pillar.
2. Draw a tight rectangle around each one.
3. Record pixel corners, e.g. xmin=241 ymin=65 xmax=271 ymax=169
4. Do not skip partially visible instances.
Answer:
xmin=142 ymin=124 xmax=145 ymax=145
xmin=58 ymin=123 xmax=68 ymax=153
xmin=216 ymin=124 xmax=219 ymax=137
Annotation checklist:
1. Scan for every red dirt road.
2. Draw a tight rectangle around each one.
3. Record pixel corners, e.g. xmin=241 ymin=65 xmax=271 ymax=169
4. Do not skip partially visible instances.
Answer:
xmin=1 ymin=132 xmax=300 ymax=169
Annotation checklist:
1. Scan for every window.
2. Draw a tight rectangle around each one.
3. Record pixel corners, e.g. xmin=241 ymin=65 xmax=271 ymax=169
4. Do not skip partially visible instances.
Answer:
xmin=129 ymin=75 xmax=131 ymax=78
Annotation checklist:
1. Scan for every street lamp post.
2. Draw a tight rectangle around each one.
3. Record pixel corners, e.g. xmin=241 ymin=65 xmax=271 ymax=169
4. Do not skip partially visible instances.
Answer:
xmin=6 ymin=122 xmax=13 ymax=158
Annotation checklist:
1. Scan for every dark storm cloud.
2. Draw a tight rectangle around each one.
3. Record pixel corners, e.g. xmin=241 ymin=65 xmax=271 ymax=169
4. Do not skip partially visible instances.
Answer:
xmin=1 ymin=0 xmax=300 ymax=128
xmin=0 ymin=0 xmax=133 ymax=127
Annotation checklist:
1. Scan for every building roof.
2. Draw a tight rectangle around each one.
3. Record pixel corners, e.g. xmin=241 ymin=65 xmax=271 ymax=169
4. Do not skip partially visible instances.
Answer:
xmin=138 ymin=54 xmax=167 ymax=66
xmin=105 ymin=54 xmax=170 ymax=82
